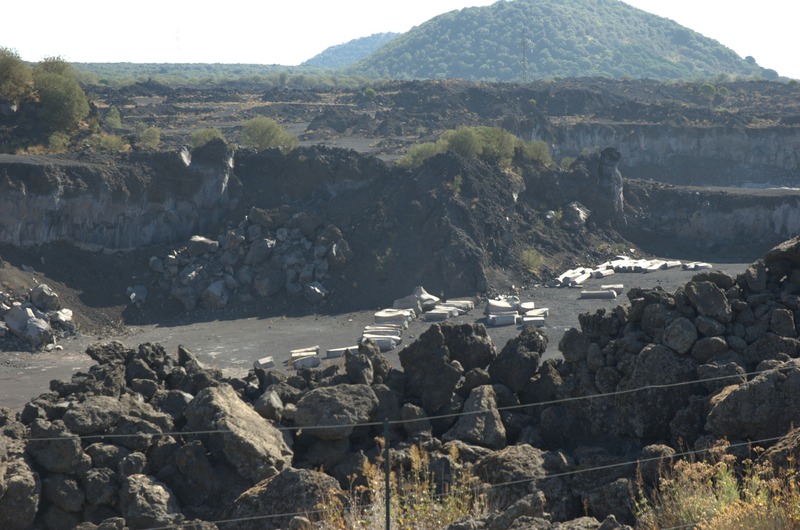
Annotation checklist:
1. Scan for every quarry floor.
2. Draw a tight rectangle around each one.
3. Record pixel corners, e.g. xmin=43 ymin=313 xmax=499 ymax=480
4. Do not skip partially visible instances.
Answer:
xmin=0 ymin=260 xmax=750 ymax=411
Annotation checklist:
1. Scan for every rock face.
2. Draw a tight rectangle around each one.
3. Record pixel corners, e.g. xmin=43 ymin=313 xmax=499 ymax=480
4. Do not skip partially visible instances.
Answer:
xmin=294 ymin=384 xmax=379 ymax=440
xmin=0 ymin=457 xmax=40 ymax=529
xmin=183 ymin=385 xmax=293 ymax=482
xmin=443 ymin=385 xmax=506 ymax=449
xmin=488 ymin=327 xmax=546 ymax=393
xmin=226 ymin=468 xmax=344 ymax=530
xmin=399 ymin=323 xmax=470 ymax=413
xmin=119 ymin=474 xmax=182 ymax=529
xmin=0 ymin=142 xmax=233 ymax=248
xmin=705 ymin=359 xmax=800 ymax=440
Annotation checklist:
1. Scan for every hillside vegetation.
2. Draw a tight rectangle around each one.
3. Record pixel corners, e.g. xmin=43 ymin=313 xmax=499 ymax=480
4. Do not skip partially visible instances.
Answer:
xmin=65 ymin=1 xmax=782 ymax=87
xmin=302 ymin=32 xmax=399 ymax=68
xmin=348 ymin=0 xmax=776 ymax=81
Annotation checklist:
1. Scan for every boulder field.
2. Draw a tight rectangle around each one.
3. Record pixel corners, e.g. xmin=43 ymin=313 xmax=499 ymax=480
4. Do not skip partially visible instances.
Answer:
xmin=5 ymin=235 xmax=800 ymax=529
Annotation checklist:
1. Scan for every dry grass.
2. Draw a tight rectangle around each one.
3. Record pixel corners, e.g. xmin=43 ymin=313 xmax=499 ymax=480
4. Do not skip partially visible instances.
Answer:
xmin=315 ymin=442 xmax=486 ymax=530
xmin=636 ymin=442 xmax=800 ymax=530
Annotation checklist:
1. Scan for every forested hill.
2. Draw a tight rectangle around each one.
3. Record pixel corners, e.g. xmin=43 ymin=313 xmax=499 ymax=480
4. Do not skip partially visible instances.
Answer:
xmin=347 ymin=0 xmax=777 ymax=81
xmin=302 ymin=33 xmax=398 ymax=68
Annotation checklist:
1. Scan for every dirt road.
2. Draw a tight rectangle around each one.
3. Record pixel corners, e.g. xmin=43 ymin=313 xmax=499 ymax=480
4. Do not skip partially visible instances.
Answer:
xmin=0 ymin=262 xmax=750 ymax=411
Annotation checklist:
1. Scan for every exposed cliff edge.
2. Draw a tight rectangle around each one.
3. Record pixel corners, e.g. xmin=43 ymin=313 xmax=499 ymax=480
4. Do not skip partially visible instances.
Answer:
xmin=552 ymin=123 xmax=800 ymax=187
xmin=0 ymin=140 xmax=234 ymax=249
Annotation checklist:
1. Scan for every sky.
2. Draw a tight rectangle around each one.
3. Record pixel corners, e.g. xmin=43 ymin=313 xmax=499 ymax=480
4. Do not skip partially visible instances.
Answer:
xmin=3 ymin=0 xmax=798 ymax=79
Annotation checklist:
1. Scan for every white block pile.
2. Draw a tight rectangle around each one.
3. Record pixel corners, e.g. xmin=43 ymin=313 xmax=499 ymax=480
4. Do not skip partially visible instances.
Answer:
xmin=548 ymin=267 xmax=594 ymax=288
xmin=393 ymin=285 xmax=440 ymax=314
xmin=553 ymin=256 xmax=700 ymax=297
xmin=520 ymin=303 xmax=548 ymax=327
xmin=374 ymin=308 xmax=415 ymax=327
xmin=392 ymin=287 xmax=475 ymax=322
xmin=362 ymin=323 xmax=404 ymax=352
xmin=484 ymin=296 xmax=546 ymax=328
xmin=289 ymin=346 xmax=321 ymax=369
xmin=605 ymin=256 xmax=684 ymax=274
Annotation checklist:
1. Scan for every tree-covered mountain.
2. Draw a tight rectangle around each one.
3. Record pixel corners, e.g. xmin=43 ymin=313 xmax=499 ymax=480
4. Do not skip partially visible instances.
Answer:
xmin=347 ymin=0 xmax=777 ymax=81
xmin=302 ymin=33 xmax=399 ymax=69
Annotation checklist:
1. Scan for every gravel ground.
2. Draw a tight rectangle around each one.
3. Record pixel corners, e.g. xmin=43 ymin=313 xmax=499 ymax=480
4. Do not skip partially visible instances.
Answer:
xmin=0 ymin=261 xmax=750 ymax=411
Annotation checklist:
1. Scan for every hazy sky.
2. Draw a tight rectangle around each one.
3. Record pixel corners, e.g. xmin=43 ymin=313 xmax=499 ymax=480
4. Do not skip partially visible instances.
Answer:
xmin=3 ymin=0 xmax=797 ymax=78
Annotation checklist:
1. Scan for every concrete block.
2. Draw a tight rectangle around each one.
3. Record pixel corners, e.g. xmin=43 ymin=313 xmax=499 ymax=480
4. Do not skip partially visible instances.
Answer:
xmin=443 ymin=298 xmax=475 ymax=311
xmin=592 ymin=268 xmax=616 ymax=278
xmin=375 ymin=308 xmax=414 ymax=324
xmin=521 ymin=316 xmax=546 ymax=327
xmin=434 ymin=303 xmax=466 ymax=316
xmin=364 ymin=337 xmax=397 ymax=352
xmin=601 ymin=284 xmax=625 ymax=294
xmin=326 ymin=347 xmax=357 ymax=359
xmin=487 ymin=314 xmax=518 ymax=327
xmin=291 ymin=355 xmax=321 ymax=369
xmin=254 ymin=356 xmax=274 ymax=369
xmin=362 ymin=332 xmax=402 ymax=344
xmin=485 ymin=298 xmax=518 ymax=315
xmin=524 ymin=308 xmax=549 ymax=318
xmin=365 ymin=323 xmax=404 ymax=330
xmin=424 ymin=309 xmax=452 ymax=322
xmin=568 ymin=271 xmax=592 ymax=286
xmin=290 ymin=345 xmax=320 ymax=356
xmin=580 ymin=290 xmax=618 ymax=300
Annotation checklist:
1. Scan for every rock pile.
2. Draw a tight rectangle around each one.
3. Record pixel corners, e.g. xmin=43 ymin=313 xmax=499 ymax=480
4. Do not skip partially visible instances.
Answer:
xmin=548 ymin=238 xmax=800 ymax=450
xmin=9 ymin=236 xmax=800 ymax=529
xmin=0 ymin=283 xmax=76 ymax=349
xmin=149 ymin=206 xmax=353 ymax=311
xmin=0 ymin=328 xmax=630 ymax=529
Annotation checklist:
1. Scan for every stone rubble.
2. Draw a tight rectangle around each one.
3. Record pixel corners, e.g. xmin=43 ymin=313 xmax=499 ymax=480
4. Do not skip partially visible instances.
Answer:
xmin=151 ymin=206 xmax=353 ymax=311
xmin=0 ymin=282 xmax=76 ymax=349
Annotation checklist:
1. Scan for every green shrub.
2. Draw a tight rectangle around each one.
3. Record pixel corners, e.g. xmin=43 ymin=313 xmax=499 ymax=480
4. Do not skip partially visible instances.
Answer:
xmin=517 ymin=139 xmax=554 ymax=166
xmin=88 ymin=133 xmax=129 ymax=152
xmin=399 ymin=125 xmax=550 ymax=169
xmin=240 ymin=116 xmax=298 ymax=152
xmin=521 ymin=247 xmax=544 ymax=273
xmin=34 ymin=70 xmax=90 ymax=133
xmin=138 ymin=127 xmax=160 ymax=150
xmin=34 ymin=56 xmax=74 ymax=77
xmin=0 ymin=47 xmax=32 ymax=104
xmin=559 ymin=156 xmax=576 ymax=170
xmin=451 ymin=174 xmax=463 ymax=196
xmin=442 ymin=126 xmax=482 ymax=159
xmin=475 ymin=126 xmax=516 ymax=166
xmin=191 ymin=128 xmax=226 ymax=149
xmin=104 ymin=106 xmax=122 ymax=129
xmin=699 ymin=82 xmax=717 ymax=99
xmin=397 ymin=141 xmax=445 ymax=169
xmin=48 ymin=132 xmax=70 ymax=153
xmin=363 ymin=86 xmax=377 ymax=99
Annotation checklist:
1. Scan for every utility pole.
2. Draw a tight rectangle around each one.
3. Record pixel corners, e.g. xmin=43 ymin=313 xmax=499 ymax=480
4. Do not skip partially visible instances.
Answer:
xmin=521 ymin=34 xmax=529 ymax=83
